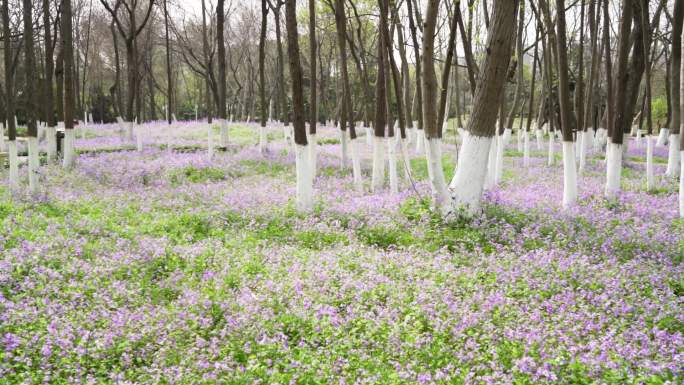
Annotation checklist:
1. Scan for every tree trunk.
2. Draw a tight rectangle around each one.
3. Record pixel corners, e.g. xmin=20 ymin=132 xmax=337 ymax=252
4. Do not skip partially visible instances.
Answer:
xmin=372 ymin=0 xmax=389 ymax=192
xmin=63 ymin=0 xmax=77 ymax=168
xmin=3 ymin=0 xmax=18 ymax=187
xmin=284 ymin=0 xmax=312 ymax=211
xmin=668 ymin=0 xmax=683 ymax=176
xmin=164 ymin=0 xmax=173 ymax=124
xmin=553 ymin=0 xmax=579 ymax=207
xmin=505 ymin=1 xmax=525 ymax=129
xmin=422 ymin=0 xmax=450 ymax=209
xmin=449 ymin=0 xmax=518 ymax=216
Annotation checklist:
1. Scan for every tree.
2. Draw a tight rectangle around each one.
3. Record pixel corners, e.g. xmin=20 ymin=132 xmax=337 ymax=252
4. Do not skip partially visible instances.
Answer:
xmin=449 ymin=0 xmax=518 ymax=216
xmin=668 ymin=0 xmax=683 ymax=177
xmin=63 ymin=0 xmax=78 ymax=167
xmin=163 ymin=0 xmax=173 ymax=124
xmin=2 ymin=0 xmax=18 ymax=188
xmin=217 ymin=0 xmax=229 ymax=145
xmin=258 ymin=0 xmax=268 ymax=152
xmin=22 ymin=0 xmax=39 ymax=192
xmin=422 ymin=0 xmax=450 ymax=210
xmin=43 ymin=0 xmax=58 ymax=162
xmin=605 ymin=0 xmax=633 ymax=197
xmin=372 ymin=0 xmax=389 ymax=192
xmin=284 ymin=0 xmax=312 ymax=211
xmin=552 ymin=0 xmax=578 ymax=207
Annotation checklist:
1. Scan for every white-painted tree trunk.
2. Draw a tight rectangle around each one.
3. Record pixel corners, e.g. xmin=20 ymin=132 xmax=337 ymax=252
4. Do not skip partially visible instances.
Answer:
xmin=0 ymin=123 xmax=4 ymax=152
xmin=371 ymin=136 xmax=386 ymax=192
xmin=523 ymin=130 xmax=530 ymax=167
xmin=448 ymin=134 xmax=493 ymax=215
xmin=28 ymin=137 xmax=39 ymax=194
xmin=656 ymin=128 xmax=669 ymax=146
xmin=425 ymin=138 xmax=449 ymax=209
xmin=502 ymin=128 xmax=512 ymax=145
xmin=295 ymin=143 xmax=313 ymax=212
xmin=283 ymin=125 xmax=293 ymax=148
xmin=494 ymin=135 xmax=504 ymax=185
xmin=635 ymin=129 xmax=642 ymax=148
xmin=136 ymin=124 xmax=144 ymax=152
xmin=400 ymin=136 xmax=411 ymax=182
xmin=646 ymin=135 xmax=654 ymax=190
xmin=605 ymin=142 xmax=622 ymax=198
xmin=308 ymin=133 xmax=317 ymax=181
xmin=219 ymin=119 xmax=229 ymax=147
xmin=63 ymin=129 xmax=76 ymax=168
xmin=680 ymin=151 xmax=684 ymax=218
xmin=562 ymin=141 xmax=578 ymax=208
xmin=46 ymin=126 xmax=56 ymax=163
xmin=207 ymin=126 xmax=215 ymax=160
xmin=665 ymin=134 xmax=681 ymax=177
xmin=578 ymin=131 xmax=589 ymax=173
xmin=388 ymin=137 xmax=398 ymax=194
xmin=81 ymin=112 xmax=88 ymax=139
xmin=259 ymin=126 xmax=268 ymax=153
xmin=8 ymin=140 xmax=18 ymax=189
xmin=548 ymin=131 xmax=555 ymax=166
xmin=535 ymin=127 xmax=543 ymax=150
xmin=415 ymin=129 xmax=425 ymax=153
xmin=340 ymin=128 xmax=349 ymax=169
xmin=127 ymin=120 xmax=134 ymax=140
xmin=516 ymin=128 xmax=523 ymax=152
xmin=365 ymin=126 xmax=372 ymax=146
xmin=350 ymin=137 xmax=363 ymax=191
xmin=485 ymin=135 xmax=498 ymax=189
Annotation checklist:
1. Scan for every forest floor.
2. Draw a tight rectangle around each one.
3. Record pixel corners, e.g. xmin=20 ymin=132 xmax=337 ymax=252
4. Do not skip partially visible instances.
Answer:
xmin=1 ymin=121 xmax=682 ymax=384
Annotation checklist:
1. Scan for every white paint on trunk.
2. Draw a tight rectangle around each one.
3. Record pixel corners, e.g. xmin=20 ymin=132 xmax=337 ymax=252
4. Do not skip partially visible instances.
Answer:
xmin=535 ymin=128 xmax=543 ymax=150
xmin=415 ymin=129 xmax=425 ymax=153
xmin=425 ymin=138 xmax=449 ymax=209
xmin=136 ymin=124 xmax=144 ymax=152
xmin=494 ymin=135 xmax=504 ymax=185
xmin=656 ymin=128 xmax=669 ymax=146
xmin=646 ymin=135 xmax=654 ymax=190
xmin=502 ymin=128 xmax=512 ymax=145
xmin=547 ymin=131 xmax=555 ymax=166
xmin=516 ymin=129 xmax=523 ymax=152
xmin=308 ymin=133 xmax=318 ymax=181
xmin=340 ymin=129 xmax=349 ymax=169
xmin=636 ymin=129 xmax=642 ymax=148
xmin=665 ymin=134 xmax=681 ymax=177
xmin=28 ymin=137 xmax=39 ymax=194
xmin=562 ymin=141 xmax=578 ymax=208
xmin=485 ymin=135 xmax=498 ymax=189
xmin=207 ymin=126 xmax=215 ymax=160
xmin=388 ymin=137 xmax=398 ymax=194
xmin=63 ymin=129 xmax=76 ymax=168
xmin=46 ymin=126 xmax=57 ymax=163
xmin=295 ymin=143 xmax=313 ymax=212
xmin=365 ymin=126 xmax=372 ymax=146
xmin=371 ymin=136 xmax=386 ymax=192
xmin=400 ymin=136 xmax=411 ymax=182
xmin=523 ymin=130 xmax=530 ymax=167
xmin=0 ymin=123 xmax=4 ymax=152
xmin=578 ymin=131 xmax=589 ymax=173
xmin=605 ymin=142 xmax=623 ymax=198
xmin=8 ymin=140 xmax=18 ymax=189
xmin=350 ymin=137 xmax=363 ymax=191
xmin=220 ymin=119 xmax=229 ymax=147
xmin=258 ymin=126 xmax=268 ymax=153
xmin=448 ymin=134 xmax=493 ymax=216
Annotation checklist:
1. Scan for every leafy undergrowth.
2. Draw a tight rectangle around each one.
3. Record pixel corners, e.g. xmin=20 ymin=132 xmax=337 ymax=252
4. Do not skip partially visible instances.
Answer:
xmin=0 ymin=125 xmax=682 ymax=384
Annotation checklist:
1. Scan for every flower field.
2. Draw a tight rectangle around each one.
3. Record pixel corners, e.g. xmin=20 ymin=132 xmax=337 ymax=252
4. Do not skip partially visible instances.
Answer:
xmin=1 ymin=122 xmax=682 ymax=384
